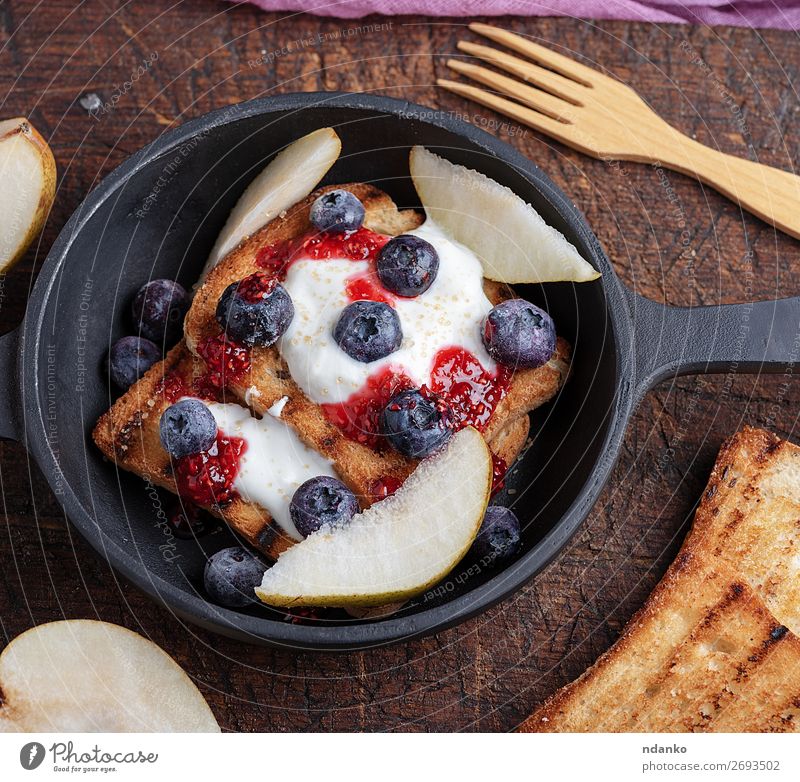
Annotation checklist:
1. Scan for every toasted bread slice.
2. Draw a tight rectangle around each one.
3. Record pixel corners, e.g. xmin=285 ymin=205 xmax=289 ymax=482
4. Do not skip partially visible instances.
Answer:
xmin=680 ymin=426 xmax=800 ymax=635
xmin=183 ymin=182 xmax=570 ymax=500
xmin=93 ymin=343 xmax=288 ymax=559
xmin=521 ymin=426 xmax=800 ymax=733
xmin=521 ymin=552 xmax=800 ymax=732
xmin=93 ymin=342 xmax=532 ymax=559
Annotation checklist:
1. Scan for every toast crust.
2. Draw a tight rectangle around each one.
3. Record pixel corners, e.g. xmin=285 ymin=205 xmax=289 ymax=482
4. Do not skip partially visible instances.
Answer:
xmin=521 ymin=426 xmax=800 ymax=733
xmin=183 ymin=182 xmax=570 ymax=496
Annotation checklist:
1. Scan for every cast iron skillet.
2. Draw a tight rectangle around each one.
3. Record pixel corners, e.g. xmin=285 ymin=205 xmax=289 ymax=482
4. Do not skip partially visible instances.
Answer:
xmin=1 ymin=93 xmax=797 ymax=650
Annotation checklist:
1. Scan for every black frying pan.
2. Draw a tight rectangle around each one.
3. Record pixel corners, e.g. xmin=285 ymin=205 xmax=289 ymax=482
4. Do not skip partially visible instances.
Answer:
xmin=1 ymin=93 xmax=796 ymax=650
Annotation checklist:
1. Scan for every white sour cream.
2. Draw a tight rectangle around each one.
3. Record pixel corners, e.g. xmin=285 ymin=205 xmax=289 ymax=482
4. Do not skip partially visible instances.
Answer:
xmin=193 ymin=399 xmax=337 ymax=540
xmin=278 ymin=220 xmax=496 ymax=405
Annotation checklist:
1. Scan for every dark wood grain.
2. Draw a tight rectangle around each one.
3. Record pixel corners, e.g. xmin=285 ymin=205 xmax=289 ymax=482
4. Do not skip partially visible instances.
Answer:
xmin=1 ymin=0 xmax=799 ymax=732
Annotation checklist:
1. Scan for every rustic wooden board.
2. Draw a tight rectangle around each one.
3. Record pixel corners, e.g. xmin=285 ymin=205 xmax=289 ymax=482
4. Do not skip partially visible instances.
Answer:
xmin=1 ymin=0 xmax=799 ymax=732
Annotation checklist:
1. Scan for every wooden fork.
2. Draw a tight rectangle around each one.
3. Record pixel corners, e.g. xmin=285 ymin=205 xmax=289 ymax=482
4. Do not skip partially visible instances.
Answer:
xmin=439 ymin=23 xmax=800 ymax=240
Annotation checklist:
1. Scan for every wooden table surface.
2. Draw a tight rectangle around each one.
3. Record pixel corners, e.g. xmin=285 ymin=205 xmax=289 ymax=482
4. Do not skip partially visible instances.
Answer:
xmin=1 ymin=0 xmax=799 ymax=732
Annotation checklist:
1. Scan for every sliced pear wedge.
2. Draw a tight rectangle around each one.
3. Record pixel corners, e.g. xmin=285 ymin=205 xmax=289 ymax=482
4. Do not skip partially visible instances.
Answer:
xmin=410 ymin=145 xmax=599 ymax=284
xmin=256 ymin=427 xmax=492 ymax=608
xmin=0 ymin=118 xmax=56 ymax=271
xmin=0 ymin=620 xmax=219 ymax=732
xmin=202 ymin=127 xmax=341 ymax=278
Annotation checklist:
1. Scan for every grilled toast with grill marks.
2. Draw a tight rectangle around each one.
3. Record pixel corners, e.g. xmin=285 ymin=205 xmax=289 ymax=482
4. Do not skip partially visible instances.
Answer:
xmin=680 ymin=426 xmax=800 ymax=635
xmin=522 ymin=552 xmax=800 ymax=732
xmin=92 ymin=342 xmax=532 ymax=559
xmin=182 ymin=182 xmax=570 ymax=503
xmin=521 ymin=426 xmax=800 ymax=733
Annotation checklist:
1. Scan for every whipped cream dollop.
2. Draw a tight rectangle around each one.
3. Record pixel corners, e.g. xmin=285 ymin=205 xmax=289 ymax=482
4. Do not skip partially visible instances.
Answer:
xmin=278 ymin=219 xmax=496 ymax=405
xmin=199 ymin=399 xmax=336 ymax=540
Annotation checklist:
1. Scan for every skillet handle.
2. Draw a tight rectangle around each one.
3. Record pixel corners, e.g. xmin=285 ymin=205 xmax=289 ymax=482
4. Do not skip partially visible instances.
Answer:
xmin=627 ymin=288 xmax=800 ymax=398
xmin=0 ymin=327 xmax=21 ymax=441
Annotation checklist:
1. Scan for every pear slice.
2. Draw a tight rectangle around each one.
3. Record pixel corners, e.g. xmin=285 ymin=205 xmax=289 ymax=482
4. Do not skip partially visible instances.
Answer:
xmin=0 ymin=118 xmax=56 ymax=271
xmin=0 ymin=620 xmax=219 ymax=732
xmin=202 ymin=127 xmax=341 ymax=278
xmin=256 ymin=427 xmax=492 ymax=608
xmin=409 ymin=145 xmax=599 ymax=284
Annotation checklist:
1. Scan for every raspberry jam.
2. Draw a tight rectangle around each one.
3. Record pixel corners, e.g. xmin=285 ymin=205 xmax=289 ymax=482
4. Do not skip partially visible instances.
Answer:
xmin=255 ymin=239 xmax=293 ymax=277
xmin=491 ymin=453 xmax=508 ymax=496
xmin=369 ymin=475 xmax=403 ymax=502
xmin=196 ymin=334 xmax=251 ymax=391
xmin=256 ymin=228 xmax=390 ymax=280
xmin=154 ymin=372 xmax=188 ymax=404
xmin=235 ymin=271 xmax=279 ymax=303
xmin=430 ymin=347 xmax=511 ymax=430
xmin=322 ymin=366 xmax=414 ymax=448
xmin=322 ymin=347 xmax=509 ymax=447
xmin=345 ymin=271 xmax=396 ymax=306
xmin=174 ymin=436 xmax=246 ymax=508
xmin=342 ymin=228 xmax=390 ymax=261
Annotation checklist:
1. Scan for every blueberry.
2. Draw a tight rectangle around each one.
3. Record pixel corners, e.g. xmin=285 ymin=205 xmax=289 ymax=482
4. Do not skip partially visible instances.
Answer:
xmin=333 ymin=300 xmax=402 ymax=363
xmin=159 ymin=399 xmax=218 ymax=459
xmin=203 ymin=546 xmax=267 ymax=608
xmin=131 ymin=279 xmax=189 ymax=344
xmin=310 ymin=189 xmax=365 ymax=233
xmin=380 ymin=388 xmax=452 ymax=458
xmin=376 ymin=235 xmax=439 ymax=297
xmin=469 ymin=506 xmax=521 ymax=564
xmin=216 ymin=272 xmax=294 ymax=347
xmin=289 ymin=476 xmax=359 ymax=538
xmin=107 ymin=336 xmax=160 ymax=390
xmin=482 ymin=299 xmax=556 ymax=369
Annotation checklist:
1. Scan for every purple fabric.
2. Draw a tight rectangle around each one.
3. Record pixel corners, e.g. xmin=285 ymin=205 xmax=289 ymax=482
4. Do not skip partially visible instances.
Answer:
xmin=228 ymin=1 xmax=800 ymax=29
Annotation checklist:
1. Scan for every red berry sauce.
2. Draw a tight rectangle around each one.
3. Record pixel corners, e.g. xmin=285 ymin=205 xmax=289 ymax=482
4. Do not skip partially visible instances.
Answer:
xmin=154 ymin=371 xmax=188 ymax=404
xmin=491 ymin=453 xmax=508 ymax=496
xmin=235 ymin=271 xmax=279 ymax=303
xmin=174 ymin=436 xmax=246 ymax=508
xmin=345 ymin=272 xmax=396 ymax=306
xmin=321 ymin=348 xmax=510 ymax=449
xmin=369 ymin=475 xmax=403 ymax=502
xmin=256 ymin=227 xmax=390 ymax=281
xmin=342 ymin=228 xmax=390 ymax=261
xmin=302 ymin=227 xmax=389 ymax=263
xmin=255 ymin=239 xmax=293 ymax=277
xmin=430 ymin=347 xmax=511 ymax=431
xmin=195 ymin=334 xmax=251 ymax=393
xmin=321 ymin=366 xmax=414 ymax=449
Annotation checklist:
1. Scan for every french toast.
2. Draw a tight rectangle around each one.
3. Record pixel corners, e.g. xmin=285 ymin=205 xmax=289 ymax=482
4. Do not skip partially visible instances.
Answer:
xmin=521 ymin=426 xmax=800 ymax=732
xmin=94 ymin=342 xmax=287 ymax=559
xmin=183 ymin=182 xmax=570 ymax=505
xmin=94 ymin=182 xmax=569 ymax=558
xmin=93 ymin=341 xmax=533 ymax=558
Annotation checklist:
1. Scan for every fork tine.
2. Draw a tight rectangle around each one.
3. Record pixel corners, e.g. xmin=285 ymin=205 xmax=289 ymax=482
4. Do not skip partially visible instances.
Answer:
xmin=436 ymin=79 xmax=575 ymax=143
xmin=446 ymin=60 xmax=573 ymax=122
xmin=457 ymin=41 xmax=583 ymax=105
xmin=469 ymin=22 xmax=597 ymax=88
